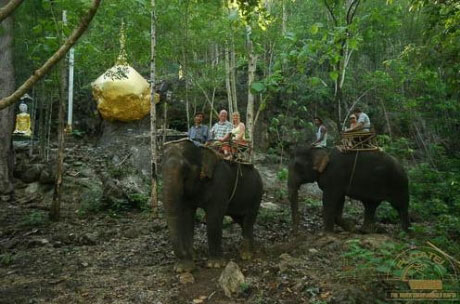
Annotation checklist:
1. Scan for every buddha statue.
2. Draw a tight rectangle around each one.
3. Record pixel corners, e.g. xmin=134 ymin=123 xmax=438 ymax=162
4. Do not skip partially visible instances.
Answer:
xmin=13 ymin=103 xmax=32 ymax=137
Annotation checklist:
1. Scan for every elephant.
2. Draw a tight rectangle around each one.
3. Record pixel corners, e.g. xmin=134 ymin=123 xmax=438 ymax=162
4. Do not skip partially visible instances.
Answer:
xmin=162 ymin=139 xmax=263 ymax=272
xmin=288 ymin=146 xmax=410 ymax=233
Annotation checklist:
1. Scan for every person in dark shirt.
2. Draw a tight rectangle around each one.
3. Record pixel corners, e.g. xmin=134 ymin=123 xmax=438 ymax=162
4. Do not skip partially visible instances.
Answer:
xmin=188 ymin=112 xmax=209 ymax=146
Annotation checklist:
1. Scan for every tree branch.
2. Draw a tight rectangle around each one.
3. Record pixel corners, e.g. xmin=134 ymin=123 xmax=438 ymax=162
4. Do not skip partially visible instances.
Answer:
xmin=0 ymin=0 xmax=102 ymax=110
xmin=0 ymin=0 xmax=24 ymax=23
xmin=346 ymin=0 xmax=360 ymax=25
xmin=323 ymin=0 xmax=338 ymax=26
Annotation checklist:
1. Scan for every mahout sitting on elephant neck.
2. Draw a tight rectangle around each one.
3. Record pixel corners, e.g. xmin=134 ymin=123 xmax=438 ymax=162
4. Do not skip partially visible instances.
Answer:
xmin=162 ymin=139 xmax=263 ymax=272
xmin=288 ymin=145 xmax=410 ymax=234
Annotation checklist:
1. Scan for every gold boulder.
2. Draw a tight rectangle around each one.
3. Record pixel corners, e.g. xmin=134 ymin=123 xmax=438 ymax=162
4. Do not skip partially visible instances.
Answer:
xmin=92 ymin=64 xmax=159 ymax=122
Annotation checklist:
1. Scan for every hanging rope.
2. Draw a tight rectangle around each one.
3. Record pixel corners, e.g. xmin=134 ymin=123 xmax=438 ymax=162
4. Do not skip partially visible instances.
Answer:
xmin=347 ymin=151 xmax=360 ymax=193
xmin=228 ymin=163 xmax=242 ymax=203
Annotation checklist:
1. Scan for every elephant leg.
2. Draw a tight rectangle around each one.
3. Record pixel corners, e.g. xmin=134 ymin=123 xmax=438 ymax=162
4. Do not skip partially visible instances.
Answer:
xmin=240 ymin=211 xmax=258 ymax=261
xmin=334 ymin=196 xmax=354 ymax=232
xmin=167 ymin=206 xmax=196 ymax=273
xmin=205 ymin=206 xmax=226 ymax=268
xmin=361 ymin=201 xmax=379 ymax=233
xmin=288 ymin=181 xmax=301 ymax=234
xmin=389 ymin=198 xmax=410 ymax=232
xmin=322 ymin=192 xmax=344 ymax=232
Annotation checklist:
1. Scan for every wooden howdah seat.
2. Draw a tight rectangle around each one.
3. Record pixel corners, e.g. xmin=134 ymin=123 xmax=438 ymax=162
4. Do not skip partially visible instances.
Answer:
xmin=338 ymin=131 xmax=380 ymax=152
xmin=209 ymin=140 xmax=252 ymax=163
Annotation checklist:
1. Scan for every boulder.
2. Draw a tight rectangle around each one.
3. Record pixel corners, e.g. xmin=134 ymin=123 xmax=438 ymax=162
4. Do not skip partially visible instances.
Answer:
xmin=218 ymin=261 xmax=245 ymax=298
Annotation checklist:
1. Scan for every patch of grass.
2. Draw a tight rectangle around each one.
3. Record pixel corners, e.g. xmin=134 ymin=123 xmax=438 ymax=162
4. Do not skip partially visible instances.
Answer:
xmin=257 ymin=207 xmax=290 ymax=225
xmin=127 ymin=192 xmax=150 ymax=210
xmin=240 ymin=281 xmax=251 ymax=293
xmin=302 ymin=198 xmax=322 ymax=208
xmin=76 ymin=186 xmax=103 ymax=216
xmin=0 ymin=253 xmax=16 ymax=266
xmin=21 ymin=211 xmax=48 ymax=227
xmin=195 ymin=208 xmax=206 ymax=222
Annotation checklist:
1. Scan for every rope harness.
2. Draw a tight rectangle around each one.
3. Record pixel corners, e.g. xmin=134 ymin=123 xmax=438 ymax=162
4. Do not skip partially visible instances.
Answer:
xmin=228 ymin=163 xmax=242 ymax=203
xmin=347 ymin=151 xmax=360 ymax=194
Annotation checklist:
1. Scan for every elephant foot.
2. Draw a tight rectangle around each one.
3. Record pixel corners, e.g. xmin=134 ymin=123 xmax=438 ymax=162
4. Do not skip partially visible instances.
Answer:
xmin=337 ymin=218 xmax=356 ymax=232
xmin=359 ymin=223 xmax=376 ymax=234
xmin=240 ymin=248 xmax=253 ymax=261
xmin=174 ymin=260 xmax=195 ymax=273
xmin=323 ymin=227 xmax=335 ymax=234
xmin=206 ymin=257 xmax=226 ymax=269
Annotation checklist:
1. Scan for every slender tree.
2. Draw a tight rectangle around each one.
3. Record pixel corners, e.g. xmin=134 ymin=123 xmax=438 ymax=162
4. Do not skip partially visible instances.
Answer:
xmin=49 ymin=10 xmax=69 ymax=221
xmin=246 ymin=25 xmax=257 ymax=153
xmin=0 ymin=0 xmax=15 ymax=200
xmin=150 ymin=0 xmax=158 ymax=215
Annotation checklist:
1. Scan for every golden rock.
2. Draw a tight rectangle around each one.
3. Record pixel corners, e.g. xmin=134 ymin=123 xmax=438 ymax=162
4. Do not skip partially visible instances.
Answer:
xmin=91 ymin=64 xmax=159 ymax=122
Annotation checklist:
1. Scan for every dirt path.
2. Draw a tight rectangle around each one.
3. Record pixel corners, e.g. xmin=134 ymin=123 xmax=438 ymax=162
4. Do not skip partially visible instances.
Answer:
xmin=0 ymin=192 xmax=396 ymax=304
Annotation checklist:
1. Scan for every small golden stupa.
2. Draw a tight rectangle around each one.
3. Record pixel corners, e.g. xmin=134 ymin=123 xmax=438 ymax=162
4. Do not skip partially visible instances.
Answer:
xmin=91 ymin=23 xmax=159 ymax=122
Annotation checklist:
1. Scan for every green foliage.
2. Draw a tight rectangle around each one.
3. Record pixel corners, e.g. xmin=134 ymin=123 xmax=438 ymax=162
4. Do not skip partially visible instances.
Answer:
xmin=240 ymin=281 xmax=251 ymax=293
xmin=0 ymin=253 xmax=16 ymax=266
xmin=409 ymin=156 xmax=460 ymax=246
xmin=277 ymin=168 xmax=288 ymax=182
xmin=127 ymin=192 xmax=150 ymax=211
xmin=257 ymin=207 xmax=290 ymax=225
xmin=21 ymin=211 xmax=48 ymax=227
xmin=343 ymin=239 xmax=406 ymax=278
xmin=378 ymin=136 xmax=414 ymax=160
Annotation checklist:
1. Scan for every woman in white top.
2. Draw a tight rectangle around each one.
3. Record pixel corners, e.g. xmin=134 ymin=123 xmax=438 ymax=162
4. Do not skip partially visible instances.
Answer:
xmin=231 ymin=112 xmax=246 ymax=143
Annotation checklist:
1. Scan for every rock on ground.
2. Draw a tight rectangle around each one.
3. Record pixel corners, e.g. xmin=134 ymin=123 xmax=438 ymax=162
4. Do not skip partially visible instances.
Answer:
xmin=218 ymin=261 xmax=245 ymax=298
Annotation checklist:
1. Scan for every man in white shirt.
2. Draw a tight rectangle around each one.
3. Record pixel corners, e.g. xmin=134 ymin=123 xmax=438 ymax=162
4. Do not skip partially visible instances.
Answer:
xmin=347 ymin=107 xmax=370 ymax=132
xmin=210 ymin=109 xmax=233 ymax=141
xmin=312 ymin=116 xmax=327 ymax=148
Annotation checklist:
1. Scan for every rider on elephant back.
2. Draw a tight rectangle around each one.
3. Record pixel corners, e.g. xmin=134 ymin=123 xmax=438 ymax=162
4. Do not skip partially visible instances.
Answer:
xmin=188 ymin=112 xmax=209 ymax=146
xmin=209 ymin=109 xmax=233 ymax=156
xmin=209 ymin=110 xmax=249 ymax=160
xmin=312 ymin=116 xmax=327 ymax=148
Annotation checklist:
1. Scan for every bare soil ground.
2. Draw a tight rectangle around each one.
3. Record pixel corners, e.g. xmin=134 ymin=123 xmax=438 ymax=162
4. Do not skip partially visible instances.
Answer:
xmin=1 ymin=143 xmax=400 ymax=304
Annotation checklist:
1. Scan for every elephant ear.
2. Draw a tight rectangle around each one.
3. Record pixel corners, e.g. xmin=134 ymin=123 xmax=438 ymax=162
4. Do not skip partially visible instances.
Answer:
xmin=312 ymin=151 xmax=329 ymax=173
xmin=201 ymin=148 xmax=220 ymax=179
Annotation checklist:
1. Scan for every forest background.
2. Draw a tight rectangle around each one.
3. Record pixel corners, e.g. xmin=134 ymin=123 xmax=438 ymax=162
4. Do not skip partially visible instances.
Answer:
xmin=1 ymin=0 xmax=459 ymax=271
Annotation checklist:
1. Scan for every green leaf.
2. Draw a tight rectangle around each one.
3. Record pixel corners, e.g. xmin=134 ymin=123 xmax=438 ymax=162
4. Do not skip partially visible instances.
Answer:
xmin=329 ymin=71 xmax=339 ymax=81
xmin=251 ymin=82 xmax=265 ymax=93
xmin=310 ymin=24 xmax=319 ymax=35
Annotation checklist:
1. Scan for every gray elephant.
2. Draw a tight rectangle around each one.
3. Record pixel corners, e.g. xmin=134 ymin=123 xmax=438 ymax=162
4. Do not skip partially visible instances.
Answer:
xmin=288 ymin=146 xmax=410 ymax=233
xmin=162 ymin=139 xmax=263 ymax=272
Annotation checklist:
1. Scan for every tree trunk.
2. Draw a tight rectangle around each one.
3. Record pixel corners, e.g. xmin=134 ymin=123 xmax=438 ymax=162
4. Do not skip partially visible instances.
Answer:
xmin=224 ymin=44 xmax=233 ymax=115
xmin=282 ymin=0 xmax=287 ymax=35
xmin=230 ymin=34 xmax=238 ymax=113
xmin=246 ymin=26 xmax=257 ymax=155
xmin=0 ymin=3 xmax=15 ymax=199
xmin=150 ymin=0 xmax=158 ymax=215
xmin=49 ymin=10 xmax=69 ymax=221
xmin=49 ymin=63 xmax=66 ymax=221
xmin=162 ymin=102 xmax=167 ymax=146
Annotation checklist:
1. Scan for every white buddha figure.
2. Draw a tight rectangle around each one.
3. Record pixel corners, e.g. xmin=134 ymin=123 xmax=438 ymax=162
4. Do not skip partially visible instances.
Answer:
xmin=13 ymin=103 xmax=32 ymax=137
